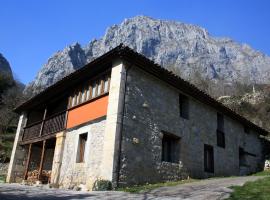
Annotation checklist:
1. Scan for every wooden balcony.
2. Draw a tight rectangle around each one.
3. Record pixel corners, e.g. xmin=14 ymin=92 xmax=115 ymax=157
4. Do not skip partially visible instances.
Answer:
xmin=22 ymin=111 xmax=66 ymax=142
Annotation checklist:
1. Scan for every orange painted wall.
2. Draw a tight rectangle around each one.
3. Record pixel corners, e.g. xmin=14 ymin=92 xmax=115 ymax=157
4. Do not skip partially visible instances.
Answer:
xmin=66 ymin=95 xmax=109 ymax=129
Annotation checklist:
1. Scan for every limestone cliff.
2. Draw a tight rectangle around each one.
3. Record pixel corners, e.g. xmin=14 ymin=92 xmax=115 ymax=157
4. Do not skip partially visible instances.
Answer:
xmin=24 ymin=16 xmax=270 ymax=95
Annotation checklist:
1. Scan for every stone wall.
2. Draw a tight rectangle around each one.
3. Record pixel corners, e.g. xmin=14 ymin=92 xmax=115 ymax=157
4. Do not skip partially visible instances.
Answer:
xmin=118 ymin=66 xmax=264 ymax=186
xmin=6 ymin=114 xmax=28 ymax=183
xmin=58 ymin=117 xmax=106 ymax=190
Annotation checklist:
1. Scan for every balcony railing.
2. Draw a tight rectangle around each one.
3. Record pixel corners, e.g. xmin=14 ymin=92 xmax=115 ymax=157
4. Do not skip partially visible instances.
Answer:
xmin=22 ymin=111 xmax=66 ymax=142
xmin=23 ymin=121 xmax=42 ymax=141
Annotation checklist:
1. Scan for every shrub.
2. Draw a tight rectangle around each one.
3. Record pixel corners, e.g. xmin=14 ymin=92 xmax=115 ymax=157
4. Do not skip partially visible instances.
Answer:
xmin=92 ymin=179 xmax=112 ymax=191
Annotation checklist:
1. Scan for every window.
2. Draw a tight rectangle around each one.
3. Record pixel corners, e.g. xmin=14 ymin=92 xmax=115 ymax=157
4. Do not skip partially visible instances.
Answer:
xmin=239 ymin=147 xmax=246 ymax=167
xmin=244 ymin=126 xmax=250 ymax=134
xmin=204 ymin=144 xmax=214 ymax=173
xmin=162 ymin=132 xmax=180 ymax=163
xmin=217 ymin=113 xmax=224 ymax=132
xmin=179 ymin=94 xmax=189 ymax=119
xmin=77 ymin=133 xmax=88 ymax=163
xmin=217 ymin=130 xmax=225 ymax=148
xmin=217 ymin=113 xmax=225 ymax=148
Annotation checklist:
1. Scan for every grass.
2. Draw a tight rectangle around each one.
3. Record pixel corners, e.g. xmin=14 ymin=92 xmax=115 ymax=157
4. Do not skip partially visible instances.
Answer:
xmin=117 ymin=179 xmax=196 ymax=193
xmin=252 ymin=170 xmax=270 ymax=176
xmin=227 ymin=177 xmax=270 ymax=200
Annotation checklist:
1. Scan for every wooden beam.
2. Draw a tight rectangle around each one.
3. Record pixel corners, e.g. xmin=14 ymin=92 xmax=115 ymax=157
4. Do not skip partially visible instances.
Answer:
xmin=107 ymin=77 xmax=111 ymax=92
xmin=39 ymin=108 xmax=47 ymax=137
xmin=88 ymin=85 xmax=93 ymax=100
xmin=20 ymin=131 xmax=58 ymax=145
xmin=23 ymin=143 xmax=32 ymax=180
xmin=38 ymin=140 xmax=46 ymax=181
xmin=64 ymin=110 xmax=68 ymax=129
xmin=101 ymin=78 xmax=105 ymax=94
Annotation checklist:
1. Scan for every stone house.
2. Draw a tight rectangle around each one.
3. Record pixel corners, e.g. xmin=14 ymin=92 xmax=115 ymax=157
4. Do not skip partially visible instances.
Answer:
xmin=6 ymin=45 xmax=268 ymax=190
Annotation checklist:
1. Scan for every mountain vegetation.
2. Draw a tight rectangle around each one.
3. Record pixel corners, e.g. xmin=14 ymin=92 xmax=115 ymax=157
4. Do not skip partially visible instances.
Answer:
xmin=0 ymin=54 xmax=24 ymax=162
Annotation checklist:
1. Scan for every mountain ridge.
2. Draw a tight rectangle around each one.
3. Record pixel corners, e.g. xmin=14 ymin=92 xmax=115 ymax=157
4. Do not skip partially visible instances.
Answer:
xmin=0 ymin=53 xmax=13 ymax=79
xmin=24 ymin=15 xmax=270 ymax=96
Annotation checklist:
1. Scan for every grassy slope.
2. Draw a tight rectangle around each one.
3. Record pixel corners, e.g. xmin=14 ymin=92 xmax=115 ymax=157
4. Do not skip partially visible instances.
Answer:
xmin=228 ymin=177 xmax=270 ymax=200
xmin=227 ymin=171 xmax=270 ymax=200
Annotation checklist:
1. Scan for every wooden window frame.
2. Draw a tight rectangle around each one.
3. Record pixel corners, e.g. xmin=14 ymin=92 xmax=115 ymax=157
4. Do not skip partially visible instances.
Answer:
xmin=77 ymin=133 xmax=88 ymax=163
xmin=161 ymin=132 xmax=181 ymax=163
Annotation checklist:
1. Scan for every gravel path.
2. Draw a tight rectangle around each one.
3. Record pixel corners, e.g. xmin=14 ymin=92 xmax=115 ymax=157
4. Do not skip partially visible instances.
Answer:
xmin=0 ymin=176 xmax=265 ymax=200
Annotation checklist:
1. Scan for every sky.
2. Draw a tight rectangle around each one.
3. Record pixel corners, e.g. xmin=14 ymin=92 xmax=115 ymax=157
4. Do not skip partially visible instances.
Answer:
xmin=0 ymin=0 xmax=270 ymax=84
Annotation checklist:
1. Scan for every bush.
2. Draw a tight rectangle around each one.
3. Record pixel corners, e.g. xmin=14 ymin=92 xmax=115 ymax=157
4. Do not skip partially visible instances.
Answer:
xmin=92 ymin=179 xmax=112 ymax=191
xmin=0 ymin=175 xmax=6 ymax=183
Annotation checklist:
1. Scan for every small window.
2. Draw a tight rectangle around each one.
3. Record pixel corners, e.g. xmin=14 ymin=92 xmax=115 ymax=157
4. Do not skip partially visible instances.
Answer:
xmin=239 ymin=147 xmax=247 ymax=167
xmin=179 ymin=94 xmax=189 ymax=119
xmin=162 ymin=132 xmax=180 ymax=163
xmin=244 ymin=126 xmax=250 ymax=134
xmin=77 ymin=133 xmax=88 ymax=163
xmin=217 ymin=113 xmax=224 ymax=132
xmin=217 ymin=130 xmax=225 ymax=148
xmin=204 ymin=144 xmax=214 ymax=173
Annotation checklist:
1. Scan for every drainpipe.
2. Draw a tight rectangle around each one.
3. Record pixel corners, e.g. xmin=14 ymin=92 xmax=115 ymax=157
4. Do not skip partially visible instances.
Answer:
xmin=115 ymin=62 xmax=132 ymax=188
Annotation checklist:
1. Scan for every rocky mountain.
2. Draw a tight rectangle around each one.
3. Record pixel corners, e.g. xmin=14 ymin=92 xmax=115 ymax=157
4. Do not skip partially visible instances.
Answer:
xmin=219 ymin=86 xmax=270 ymax=131
xmin=0 ymin=54 xmax=13 ymax=79
xmin=25 ymin=15 xmax=270 ymax=95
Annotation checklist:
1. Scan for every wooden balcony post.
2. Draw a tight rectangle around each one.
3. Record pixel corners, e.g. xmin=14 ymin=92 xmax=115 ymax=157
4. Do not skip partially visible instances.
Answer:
xmin=21 ymin=112 xmax=29 ymax=141
xmin=38 ymin=140 xmax=46 ymax=181
xmin=23 ymin=143 xmax=32 ymax=180
xmin=39 ymin=108 xmax=47 ymax=137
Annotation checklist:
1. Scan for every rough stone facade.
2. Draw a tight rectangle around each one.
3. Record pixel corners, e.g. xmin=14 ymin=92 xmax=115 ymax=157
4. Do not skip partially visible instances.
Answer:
xmin=58 ymin=118 xmax=106 ymax=189
xmin=118 ymin=66 xmax=264 ymax=186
